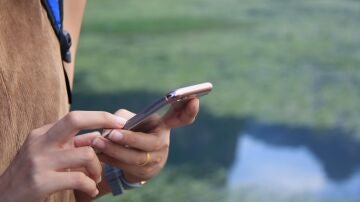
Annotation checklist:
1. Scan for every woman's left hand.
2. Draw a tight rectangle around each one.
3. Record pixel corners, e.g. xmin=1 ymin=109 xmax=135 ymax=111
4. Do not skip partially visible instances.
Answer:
xmin=79 ymin=98 xmax=199 ymax=183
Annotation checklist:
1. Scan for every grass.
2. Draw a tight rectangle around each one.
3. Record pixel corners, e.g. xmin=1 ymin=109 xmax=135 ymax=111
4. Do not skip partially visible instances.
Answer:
xmin=75 ymin=0 xmax=360 ymax=134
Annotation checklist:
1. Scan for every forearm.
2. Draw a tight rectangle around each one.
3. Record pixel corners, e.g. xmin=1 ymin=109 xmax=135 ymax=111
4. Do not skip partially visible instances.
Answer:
xmin=63 ymin=0 xmax=87 ymax=87
xmin=0 ymin=172 xmax=12 ymax=202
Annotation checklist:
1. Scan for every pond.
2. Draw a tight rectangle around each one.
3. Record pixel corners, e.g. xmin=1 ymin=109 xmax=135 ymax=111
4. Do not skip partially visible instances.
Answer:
xmin=227 ymin=122 xmax=360 ymax=202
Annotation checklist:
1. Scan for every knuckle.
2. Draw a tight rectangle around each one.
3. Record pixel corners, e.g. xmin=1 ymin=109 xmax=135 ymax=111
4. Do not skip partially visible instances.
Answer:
xmin=30 ymin=173 xmax=45 ymax=195
xmin=135 ymin=156 xmax=145 ymax=166
xmin=138 ymin=167 xmax=155 ymax=180
xmin=27 ymin=156 xmax=42 ymax=172
xmin=101 ymin=112 xmax=113 ymax=122
xmin=65 ymin=111 xmax=82 ymax=128
xmin=153 ymin=139 xmax=164 ymax=151
xmin=81 ymin=147 xmax=96 ymax=162
xmin=134 ymin=152 xmax=148 ymax=166
xmin=161 ymin=137 xmax=170 ymax=150
xmin=72 ymin=173 xmax=87 ymax=187
xmin=153 ymin=156 xmax=163 ymax=164
xmin=124 ymin=134 xmax=136 ymax=145
xmin=154 ymin=137 xmax=169 ymax=151
xmin=162 ymin=142 xmax=170 ymax=150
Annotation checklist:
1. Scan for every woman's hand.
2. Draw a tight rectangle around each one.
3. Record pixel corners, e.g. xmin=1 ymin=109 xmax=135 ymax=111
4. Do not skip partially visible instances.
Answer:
xmin=0 ymin=111 xmax=124 ymax=202
xmin=90 ymin=98 xmax=199 ymax=183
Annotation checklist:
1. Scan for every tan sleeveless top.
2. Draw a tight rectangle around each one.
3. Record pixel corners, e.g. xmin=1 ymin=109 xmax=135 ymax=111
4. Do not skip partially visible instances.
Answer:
xmin=0 ymin=0 xmax=75 ymax=201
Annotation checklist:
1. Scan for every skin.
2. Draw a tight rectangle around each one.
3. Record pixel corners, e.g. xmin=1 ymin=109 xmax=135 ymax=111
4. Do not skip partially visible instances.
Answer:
xmin=63 ymin=0 xmax=87 ymax=87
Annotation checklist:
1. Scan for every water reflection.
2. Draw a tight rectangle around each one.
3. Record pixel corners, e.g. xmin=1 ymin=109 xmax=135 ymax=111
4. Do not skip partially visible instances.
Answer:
xmin=228 ymin=132 xmax=360 ymax=201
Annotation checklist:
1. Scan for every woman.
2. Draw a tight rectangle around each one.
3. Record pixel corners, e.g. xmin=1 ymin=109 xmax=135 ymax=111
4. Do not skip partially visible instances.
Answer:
xmin=0 ymin=0 xmax=199 ymax=201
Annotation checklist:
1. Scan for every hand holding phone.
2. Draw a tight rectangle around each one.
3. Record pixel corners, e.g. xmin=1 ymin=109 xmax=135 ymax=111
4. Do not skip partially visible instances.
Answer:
xmin=102 ymin=82 xmax=212 ymax=137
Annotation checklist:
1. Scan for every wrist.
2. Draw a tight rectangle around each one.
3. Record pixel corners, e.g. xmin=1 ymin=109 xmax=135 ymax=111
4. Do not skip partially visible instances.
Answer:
xmin=104 ymin=165 xmax=145 ymax=196
xmin=0 ymin=176 xmax=6 ymax=201
xmin=1 ymin=164 xmax=47 ymax=202
xmin=0 ymin=171 xmax=15 ymax=201
xmin=122 ymin=172 xmax=147 ymax=185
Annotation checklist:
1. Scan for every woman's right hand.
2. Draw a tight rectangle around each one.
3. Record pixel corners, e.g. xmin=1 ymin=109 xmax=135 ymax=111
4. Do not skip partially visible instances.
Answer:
xmin=0 ymin=111 xmax=125 ymax=202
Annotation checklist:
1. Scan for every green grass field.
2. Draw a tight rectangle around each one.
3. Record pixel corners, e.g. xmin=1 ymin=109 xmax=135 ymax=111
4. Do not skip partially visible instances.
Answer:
xmin=73 ymin=0 xmax=360 ymax=201
xmin=75 ymin=0 xmax=360 ymax=135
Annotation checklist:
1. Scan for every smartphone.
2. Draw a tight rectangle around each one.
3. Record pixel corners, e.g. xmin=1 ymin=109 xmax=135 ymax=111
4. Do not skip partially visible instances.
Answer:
xmin=102 ymin=82 xmax=212 ymax=137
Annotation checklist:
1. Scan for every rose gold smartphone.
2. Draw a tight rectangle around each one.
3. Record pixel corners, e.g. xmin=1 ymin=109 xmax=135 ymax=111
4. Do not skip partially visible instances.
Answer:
xmin=103 ymin=82 xmax=212 ymax=136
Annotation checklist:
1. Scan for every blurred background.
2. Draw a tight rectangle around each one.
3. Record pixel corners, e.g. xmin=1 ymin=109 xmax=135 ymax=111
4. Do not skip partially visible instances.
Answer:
xmin=71 ymin=0 xmax=360 ymax=201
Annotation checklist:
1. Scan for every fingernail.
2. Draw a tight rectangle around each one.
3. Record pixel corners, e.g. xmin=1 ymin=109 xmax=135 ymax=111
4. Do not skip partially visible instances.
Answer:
xmin=114 ymin=115 xmax=127 ymax=126
xmin=92 ymin=138 xmax=106 ymax=149
xmin=102 ymin=129 xmax=111 ymax=137
xmin=96 ymin=176 xmax=102 ymax=184
xmin=92 ymin=189 xmax=99 ymax=197
xmin=108 ymin=130 xmax=124 ymax=142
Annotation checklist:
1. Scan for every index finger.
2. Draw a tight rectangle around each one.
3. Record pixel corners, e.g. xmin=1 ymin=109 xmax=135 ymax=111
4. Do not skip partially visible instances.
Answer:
xmin=46 ymin=111 xmax=126 ymax=145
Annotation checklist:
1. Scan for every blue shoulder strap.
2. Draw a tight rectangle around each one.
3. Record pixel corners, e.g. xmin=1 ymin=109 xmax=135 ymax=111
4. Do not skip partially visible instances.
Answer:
xmin=41 ymin=0 xmax=72 ymax=103
xmin=41 ymin=0 xmax=72 ymax=63
xmin=47 ymin=0 xmax=62 ymax=30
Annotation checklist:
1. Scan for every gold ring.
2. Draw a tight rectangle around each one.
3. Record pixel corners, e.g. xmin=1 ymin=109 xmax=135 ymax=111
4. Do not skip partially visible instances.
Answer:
xmin=138 ymin=152 xmax=151 ymax=166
